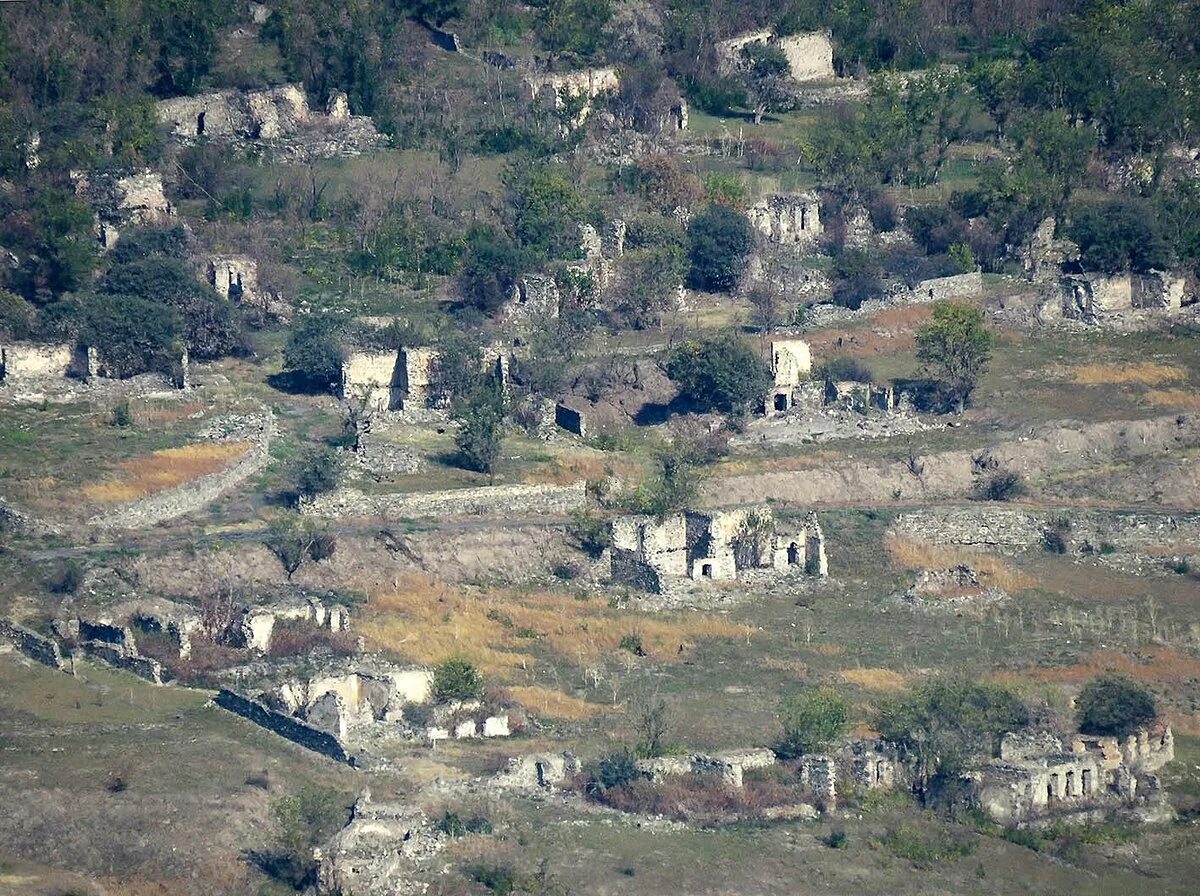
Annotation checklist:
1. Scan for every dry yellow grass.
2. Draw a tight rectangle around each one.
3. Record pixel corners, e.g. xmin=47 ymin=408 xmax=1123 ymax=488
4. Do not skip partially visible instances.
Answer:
xmin=358 ymin=574 xmax=744 ymax=680
xmin=885 ymin=535 xmax=1037 ymax=592
xmin=504 ymin=686 xmax=613 ymax=720
xmin=1145 ymin=389 xmax=1200 ymax=410
xmin=84 ymin=442 xmax=251 ymax=503
xmin=1070 ymin=362 xmax=1185 ymax=386
xmin=841 ymin=668 xmax=908 ymax=691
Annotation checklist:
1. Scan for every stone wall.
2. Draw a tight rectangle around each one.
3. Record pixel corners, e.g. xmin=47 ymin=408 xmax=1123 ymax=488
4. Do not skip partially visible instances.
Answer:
xmin=771 ymin=338 xmax=812 ymax=387
xmin=1055 ymin=271 xmax=1188 ymax=322
xmin=81 ymin=641 xmax=164 ymax=684
xmin=0 ymin=617 xmax=66 ymax=670
xmin=747 ymin=194 xmax=822 ymax=246
xmin=88 ymin=412 xmax=275 ymax=531
xmin=215 ymin=688 xmax=356 ymax=764
xmin=905 ymin=270 xmax=983 ymax=303
xmin=890 ymin=507 xmax=1200 ymax=555
xmin=521 ymin=68 xmax=620 ymax=127
xmin=342 ymin=351 xmax=400 ymax=411
xmin=717 ymin=30 xmax=836 ymax=82
xmin=306 ymin=480 xmax=587 ymax=520
xmin=554 ymin=402 xmax=587 ymax=437
xmin=206 ymin=255 xmax=258 ymax=303
xmin=0 ymin=343 xmax=86 ymax=382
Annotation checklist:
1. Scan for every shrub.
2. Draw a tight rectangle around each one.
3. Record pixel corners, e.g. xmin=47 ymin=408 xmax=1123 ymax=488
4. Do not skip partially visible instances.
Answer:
xmin=458 ymin=225 xmax=525 ymax=313
xmin=551 ymin=561 xmax=582 ymax=581
xmin=437 ymin=811 xmax=492 ymax=837
xmin=618 ymin=631 xmax=645 ymax=656
xmin=567 ymin=509 xmax=611 ymax=558
xmin=282 ymin=314 xmax=345 ymax=392
xmin=46 ymin=559 xmax=83 ymax=594
xmin=973 ymin=471 xmax=1026 ymax=502
xmin=1075 ymin=674 xmax=1157 ymax=738
xmin=110 ymin=400 xmax=134 ymax=428
xmin=1098 ymin=542 xmax=1117 ymax=555
xmin=686 ymin=203 xmax=754 ymax=292
xmin=776 ymin=689 xmax=850 ymax=759
xmin=293 ymin=446 xmax=341 ymax=501
xmin=817 ymin=355 xmax=874 ymax=384
xmin=83 ymin=293 xmax=182 ymax=378
xmin=587 ymin=750 xmax=641 ymax=793
xmin=825 ymin=829 xmax=848 ymax=848
xmin=433 ymin=656 xmax=485 ymax=703
xmin=881 ymin=824 xmax=976 ymax=868
xmin=452 ymin=381 xmax=506 ymax=477
xmin=267 ymin=786 xmax=348 ymax=889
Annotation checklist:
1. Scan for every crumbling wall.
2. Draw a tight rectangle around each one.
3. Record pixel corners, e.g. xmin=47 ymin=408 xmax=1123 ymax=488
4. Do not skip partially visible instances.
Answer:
xmin=206 ymin=255 xmax=258 ymax=303
xmin=521 ymin=68 xmax=620 ymax=126
xmin=554 ymin=401 xmax=587 ymax=437
xmin=610 ymin=513 xmax=689 ymax=593
xmin=771 ymin=339 xmax=812 ymax=388
xmin=747 ymin=194 xmax=822 ymax=246
xmin=0 ymin=343 xmax=92 ymax=383
xmin=906 ymin=270 xmax=983 ymax=303
xmin=315 ymin=794 xmax=444 ymax=896
xmin=342 ymin=351 xmax=401 ymax=411
xmin=215 ymin=688 xmax=355 ymax=764
xmin=88 ymin=412 xmax=275 ymax=531
xmin=306 ymin=480 xmax=588 ymax=520
xmin=0 ymin=617 xmax=66 ymax=670
xmin=717 ymin=31 xmax=836 ymax=82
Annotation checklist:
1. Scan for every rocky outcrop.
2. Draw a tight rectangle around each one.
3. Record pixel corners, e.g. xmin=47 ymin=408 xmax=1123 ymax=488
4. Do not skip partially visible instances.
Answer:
xmin=0 ymin=618 xmax=66 ymax=670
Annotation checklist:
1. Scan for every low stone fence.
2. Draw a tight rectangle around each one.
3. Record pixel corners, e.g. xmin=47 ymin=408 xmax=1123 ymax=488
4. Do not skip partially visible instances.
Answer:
xmin=82 ymin=642 xmax=164 ymax=684
xmin=89 ymin=412 xmax=275 ymax=531
xmin=305 ymin=480 xmax=587 ymax=520
xmin=891 ymin=507 xmax=1200 ymax=553
xmin=214 ymin=688 xmax=356 ymax=765
xmin=0 ymin=617 xmax=66 ymax=670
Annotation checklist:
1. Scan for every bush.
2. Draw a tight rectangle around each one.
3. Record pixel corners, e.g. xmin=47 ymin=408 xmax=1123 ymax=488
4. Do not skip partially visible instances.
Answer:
xmin=437 ymin=811 xmax=492 ymax=837
xmin=266 ymin=787 xmax=348 ymax=889
xmin=110 ymin=400 xmax=134 ymax=428
xmin=1065 ymin=200 xmax=1172 ymax=274
xmin=293 ymin=446 xmax=341 ymax=501
xmin=830 ymin=247 xmax=883 ymax=310
xmin=83 ymin=293 xmax=182 ymax=378
xmin=567 ymin=509 xmax=611 ymax=558
xmin=46 ymin=559 xmax=83 ymax=594
xmin=776 ymin=689 xmax=850 ymax=759
xmin=825 ymin=828 xmax=848 ymax=848
xmin=686 ymin=204 xmax=754 ymax=292
xmin=452 ymin=381 xmax=506 ymax=477
xmin=1042 ymin=517 xmax=1070 ymax=554
xmin=282 ymin=314 xmax=344 ymax=392
xmin=1075 ymin=674 xmax=1157 ymax=738
xmin=973 ymin=471 xmax=1026 ymax=502
xmin=587 ymin=750 xmax=641 ymax=793
xmin=880 ymin=824 xmax=976 ymax=868
xmin=665 ymin=334 xmax=772 ymax=416
xmin=433 ymin=656 xmax=485 ymax=703
xmin=458 ymin=225 xmax=525 ymax=314
xmin=817 ymin=355 xmax=874 ymax=384
xmin=618 ymin=631 xmax=645 ymax=656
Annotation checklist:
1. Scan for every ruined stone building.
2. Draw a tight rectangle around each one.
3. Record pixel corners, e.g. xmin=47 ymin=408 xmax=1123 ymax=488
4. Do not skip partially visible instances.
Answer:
xmin=1052 ymin=269 xmax=1187 ymax=323
xmin=156 ymin=86 xmax=385 ymax=158
xmin=766 ymin=337 xmax=813 ymax=414
xmin=610 ymin=505 xmax=827 ymax=594
xmin=206 ymin=254 xmax=258 ymax=303
xmin=341 ymin=345 xmax=509 ymax=413
xmin=747 ymin=194 xmax=823 ymax=247
xmin=72 ymin=168 xmax=174 ymax=249
xmin=967 ymin=724 xmax=1175 ymax=825
xmin=716 ymin=31 xmax=837 ymax=82
xmin=521 ymin=67 xmax=620 ymax=128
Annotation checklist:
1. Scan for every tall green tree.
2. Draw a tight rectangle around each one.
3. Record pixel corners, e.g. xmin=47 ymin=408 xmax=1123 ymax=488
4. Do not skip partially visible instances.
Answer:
xmin=452 ymin=380 xmax=506 ymax=479
xmin=686 ymin=204 xmax=754 ymax=292
xmin=915 ymin=300 xmax=995 ymax=414
xmin=666 ymin=333 xmax=771 ymax=416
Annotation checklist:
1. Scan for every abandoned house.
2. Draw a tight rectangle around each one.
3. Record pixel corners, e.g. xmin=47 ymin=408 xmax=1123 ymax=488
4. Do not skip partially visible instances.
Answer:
xmin=765 ymin=337 xmax=813 ymax=414
xmin=520 ymin=67 xmax=620 ymax=128
xmin=610 ymin=505 xmax=828 ymax=594
xmin=716 ymin=30 xmax=837 ymax=83
xmin=340 ymin=345 xmax=510 ymax=413
xmin=967 ymin=724 xmax=1175 ymax=826
xmin=206 ymin=254 xmax=258 ymax=303
xmin=1052 ymin=268 xmax=1188 ymax=322
xmin=746 ymin=194 xmax=823 ymax=247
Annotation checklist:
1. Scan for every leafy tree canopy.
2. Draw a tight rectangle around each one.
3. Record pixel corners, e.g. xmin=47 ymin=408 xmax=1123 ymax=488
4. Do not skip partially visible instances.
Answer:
xmin=665 ymin=333 xmax=771 ymax=416
xmin=686 ymin=203 xmax=754 ymax=292
xmin=1076 ymin=674 xmax=1158 ymax=738
xmin=915 ymin=300 xmax=995 ymax=413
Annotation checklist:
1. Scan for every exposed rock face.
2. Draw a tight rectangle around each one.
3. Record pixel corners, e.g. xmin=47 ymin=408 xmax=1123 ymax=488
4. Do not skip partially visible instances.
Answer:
xmin=316 ymin=794 xmax=445 ymax=896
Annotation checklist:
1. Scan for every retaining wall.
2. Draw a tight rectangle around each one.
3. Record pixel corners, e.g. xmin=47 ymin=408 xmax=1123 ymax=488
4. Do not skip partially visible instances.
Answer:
xmin=0 ymin=618 xmax=66 ymax=670
xmin=215 ymin=688 xmax=356 ymax=765
xmin=305 ymin=480 xmax=587 ymax=520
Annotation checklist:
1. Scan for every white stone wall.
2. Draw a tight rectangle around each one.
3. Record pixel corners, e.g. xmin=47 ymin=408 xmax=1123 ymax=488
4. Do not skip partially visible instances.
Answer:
xmin=342 ymin=351 xmax=400 ymax=411
xmin=747 ymin=194 xmax=822 ymax=246
xmin=0 ymin=343 xmax=76 ymax=380
xmin=772 ymin=338 xmax=812 ymax=387
xmin=776 ymin=32 xmax=836 ymax=82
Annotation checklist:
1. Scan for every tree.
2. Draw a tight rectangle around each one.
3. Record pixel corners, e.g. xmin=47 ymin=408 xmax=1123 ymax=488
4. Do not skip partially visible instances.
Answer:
xmin=457 ymin=225 xmax=525 ymax=314
xmin=430 ymin=333 xmax=485 ymax=407
xmin=776 ymin=689 xmax=850 ymax=759
xmin=1066 ymin=200 xmax=1173 ymax=274
xmin=536 ymin=0 xmax=614 ymax=63
xmin=739 ymin=42 xmax=794 ymax=125
xmin=282 ymin=314 xmax=345 ymax=392
xmin=269 ymin=786 xmax=347 ymax=888
xmin=630 ymin=690 xmax=674 ymax=759
xmin=264 ymin=515 xmax=336 ymax=580
xmin=433 ymin=656 xmax=484 ymax=702
xmin=293 ymin=446 xmax=341 ymax=502
xmin=875 ymin=678 xmax=1030 ymax=792
xmin=1076 ymin=674 xmax=1158 ymax=738
xmin=915 ymin=300 xmax=995 ymax=414
xmin=452 ymin=381 xmax=505 ymax=478
xmin=83 ymin=294 xmax=182 ymax=378
xmin=686 ymin=204 xmax=754 ymax=292
xmin=665 ymin=334 xmax=771 ymax=416
xmin=505 ymin=163 xmax=585 ymax=262
xmin=102 ymin=257 xmax=245 ymax=360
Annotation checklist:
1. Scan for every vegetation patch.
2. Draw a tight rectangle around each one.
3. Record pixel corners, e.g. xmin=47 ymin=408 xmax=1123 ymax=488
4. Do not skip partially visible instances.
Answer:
xmin=884 ymin=536 xmax=1035 ymax=592
xmin=83 ymin=441 xmax=252 ymax=503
